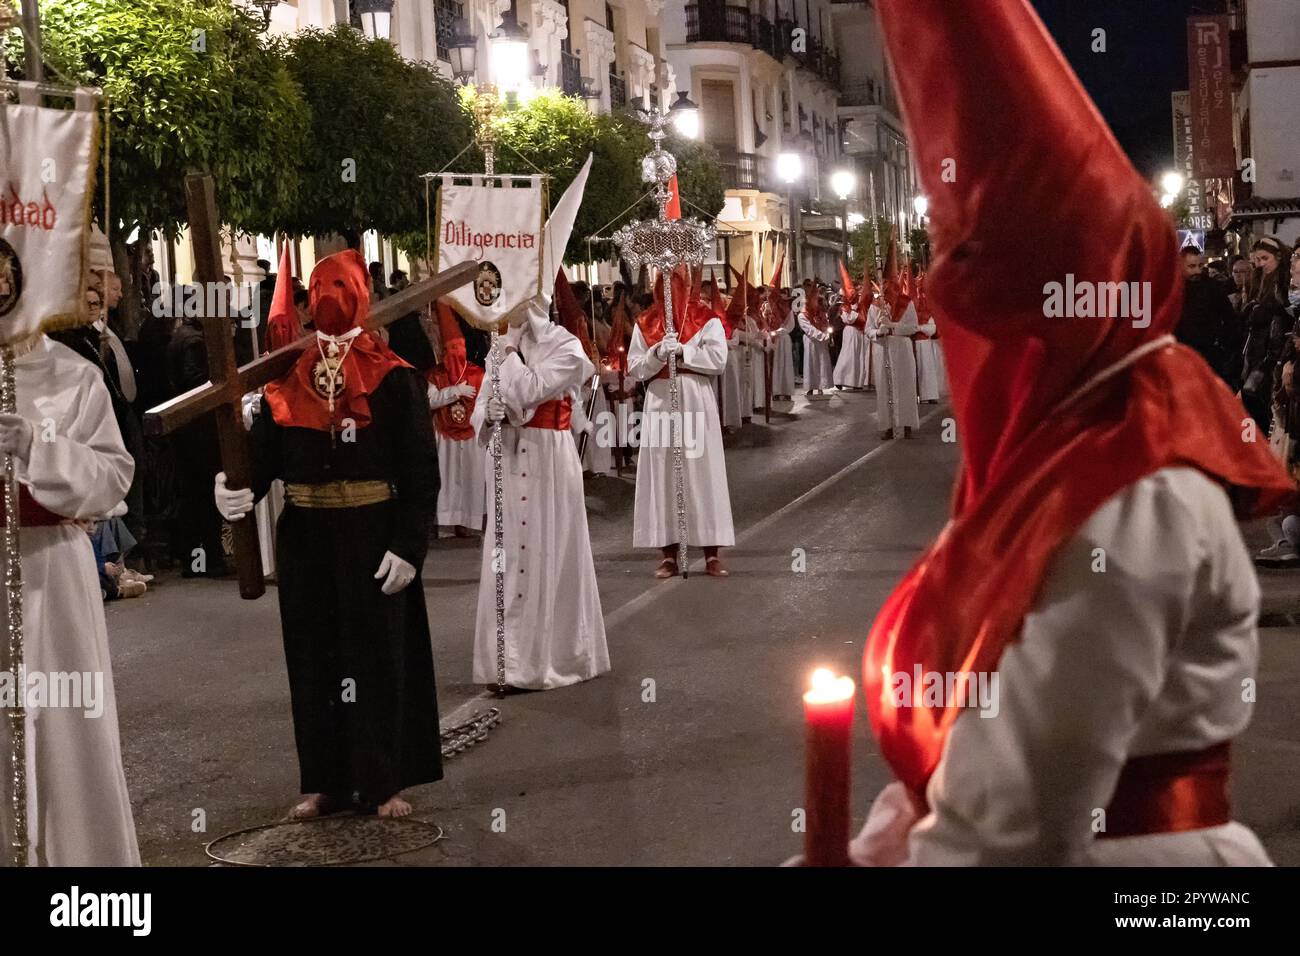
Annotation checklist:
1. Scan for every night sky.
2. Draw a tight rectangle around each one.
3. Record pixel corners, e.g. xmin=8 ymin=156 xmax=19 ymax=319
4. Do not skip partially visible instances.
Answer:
xmin=1030 ymin=0 xmax=1220 ymax=178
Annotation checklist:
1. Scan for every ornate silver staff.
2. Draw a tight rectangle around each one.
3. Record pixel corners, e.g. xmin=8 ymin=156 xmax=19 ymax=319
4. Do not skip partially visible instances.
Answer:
xmin=473 ymin=90 xmax=508 ymax=697
xmin=1 ymin=344 xmax=26 ymax=868
xmin=612 ymin=110 xmax=715 ymax=578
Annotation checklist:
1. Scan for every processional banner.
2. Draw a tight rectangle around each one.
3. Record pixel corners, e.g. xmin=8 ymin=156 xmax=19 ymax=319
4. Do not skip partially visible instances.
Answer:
xmin=0 ymin=87 xmax=99 ymax=345
xmin=436 ymin=174 xmax=544 ymax=330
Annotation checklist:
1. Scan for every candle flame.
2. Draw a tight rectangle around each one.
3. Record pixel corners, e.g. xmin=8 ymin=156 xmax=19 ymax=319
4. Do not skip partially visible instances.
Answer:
xmin=805 ymin=668 xmax=855 ymax=704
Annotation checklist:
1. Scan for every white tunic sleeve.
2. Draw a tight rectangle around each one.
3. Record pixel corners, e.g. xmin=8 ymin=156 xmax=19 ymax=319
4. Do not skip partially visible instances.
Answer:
xmin=500 ymin=330 xmax=592 ymax=425
xmin=21 ymin=372 xmax=133 ymax=519
xmin=894 ymin=302 xmax=919 ymax=337
xmin=627 ymin=325 xmax=663 ymax=383
xmin=865 ymin=305 xmax=884 ymax=339
xmin=904 ymin=467 xmax=1225 ymax=866
xmin=679 ymin=319 xmax=728 ymax=376
xmin=427 ymin=384 xmax=460 ymax=410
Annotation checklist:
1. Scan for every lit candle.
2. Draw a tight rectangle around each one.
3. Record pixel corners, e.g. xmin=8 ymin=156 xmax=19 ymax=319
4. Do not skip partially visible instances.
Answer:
xmin=803 ymin=667 xmax=855 ymax=866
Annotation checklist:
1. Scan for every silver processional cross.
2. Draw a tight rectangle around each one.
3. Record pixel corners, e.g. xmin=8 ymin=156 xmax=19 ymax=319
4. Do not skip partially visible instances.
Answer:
xmin=612 ymin=111 xmax=716 ymax=578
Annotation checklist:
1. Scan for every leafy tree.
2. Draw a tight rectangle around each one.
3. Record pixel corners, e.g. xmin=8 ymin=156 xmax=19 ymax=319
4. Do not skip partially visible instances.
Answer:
xmin=10 ymin=0 xmax=310 ymax=335
xmin=846 ymin=216 xmax=894 ymax=279
xmin=20 ymin=0 xmax=310 ymax=239
xmin=474 ymin=91 xmax=727 ymax=264
xmin=278 ymin=25 xmax=473 ymax=240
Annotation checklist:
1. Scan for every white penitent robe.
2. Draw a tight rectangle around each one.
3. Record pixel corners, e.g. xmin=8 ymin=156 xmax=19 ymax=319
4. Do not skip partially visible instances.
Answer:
xmin=771 ymin=309 xmax=797 ymax=397
xmin=574 ymin=375 xmax=613 ymax=475
xmin=722 ymin=324 xmax=746 ymax=429
xmin=798 ymin=314 xmax=834 ymax=391
xmin=914 ymin=319 xmax=942 ymax=403
xmin=749 ymin=320 xmax=769 ymax=411
xmin=834 ymin=309 xmax=870 ymax=388
xmin=933 ymin=340 xmax=948 ymax=398
xmin=628 ymin=318 xmax=735 ymax=548
xmin=428 ymin=384 xmax=487 ymax=528
xmin=866 ymin=302 xmax=921 ymax=431
xmin=471 ymin=321 xmax=609 ymax=690
xmin=853 ymin=467 xmax=1273 ymax=867
xmin=0 ymin=337 xmax=139 ymax=867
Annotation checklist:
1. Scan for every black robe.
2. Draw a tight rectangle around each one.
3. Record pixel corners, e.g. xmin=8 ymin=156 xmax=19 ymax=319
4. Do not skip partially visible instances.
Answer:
xmin=249 ymin=365 xmax=442 ymax=804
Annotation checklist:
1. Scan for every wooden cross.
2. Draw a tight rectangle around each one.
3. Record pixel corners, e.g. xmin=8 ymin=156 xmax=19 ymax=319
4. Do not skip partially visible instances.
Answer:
xmin=143 ymin=174 xmax=476 ymax=599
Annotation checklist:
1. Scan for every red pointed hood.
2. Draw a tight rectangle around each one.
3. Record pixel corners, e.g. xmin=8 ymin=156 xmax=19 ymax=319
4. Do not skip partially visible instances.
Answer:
xmin=862 ymin=0 xmax=1293 ymax=801
xmin=436 ymin=300 xmax=468 ymax=381
xmin=554 ymin=268 xmax=594 ymax=358
xmin=724 ymin=260 xmax=751 ymax=332
xmin=264 ymin=243 xmax=300 ymax=352
xmin=638 ymin=268 xmax=716 ymax=347
xmin=264 ymin=249 xmax=411 ymax=432
xmin=838 ymin=260 xmax=856 ymax=304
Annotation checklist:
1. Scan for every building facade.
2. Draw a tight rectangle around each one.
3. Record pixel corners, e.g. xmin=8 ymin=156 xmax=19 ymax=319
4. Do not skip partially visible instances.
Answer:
xmin=1230 ymin=0 xmax=1300 ymax=248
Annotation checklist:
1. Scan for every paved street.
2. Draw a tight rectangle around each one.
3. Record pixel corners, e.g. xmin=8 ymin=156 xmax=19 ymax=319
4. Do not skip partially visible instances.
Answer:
xmin=105 ymin=390 xmax=1300 ymax=866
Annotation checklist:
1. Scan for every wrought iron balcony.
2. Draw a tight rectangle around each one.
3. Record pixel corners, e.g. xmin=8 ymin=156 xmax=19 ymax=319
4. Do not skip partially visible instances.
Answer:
xmin=560 ymin=49 xmax=582 ymax=97
xmin=609 ymin=70 xmax=627 ymax=109
xmin=686 ymin=0 xmax=753 ymax=44
xmin=434 ymin=0 xmax=464 ymax=63
xmin=718 ymin=150 xmax=769 ymax=193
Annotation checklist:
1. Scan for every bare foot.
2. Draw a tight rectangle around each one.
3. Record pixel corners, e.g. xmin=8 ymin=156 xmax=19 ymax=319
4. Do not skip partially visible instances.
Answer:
xmin=288 ymin=793 xmax=330 ymax=820
xmin=377 ymin=794 xmax=412 ymax=818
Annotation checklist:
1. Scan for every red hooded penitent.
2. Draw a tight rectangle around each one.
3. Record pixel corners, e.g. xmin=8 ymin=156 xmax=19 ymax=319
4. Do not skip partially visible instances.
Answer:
xmin=263 ymin=249 xmax=411 ymax=433
xmin=863 ymin=0 xmax=1293 ymax=801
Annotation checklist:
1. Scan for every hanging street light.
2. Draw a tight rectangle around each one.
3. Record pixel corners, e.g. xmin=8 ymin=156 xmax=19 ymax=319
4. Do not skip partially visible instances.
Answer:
xmin=354 ymin=0 xmax=395 ymax=41
xmin=489 ymin=0 xmax=532 ymax=98
xmin=669 ymin=90 xmax=700 ymax=140
xmin=447 ymin=20 xmax=478 ymax=86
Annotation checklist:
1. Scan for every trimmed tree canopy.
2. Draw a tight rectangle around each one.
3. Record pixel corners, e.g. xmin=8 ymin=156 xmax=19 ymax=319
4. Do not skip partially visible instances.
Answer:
xmin=277 ymin=25 xmax=473 ymax=239
xmin=26 ymin=0 xmax=310 ymax=238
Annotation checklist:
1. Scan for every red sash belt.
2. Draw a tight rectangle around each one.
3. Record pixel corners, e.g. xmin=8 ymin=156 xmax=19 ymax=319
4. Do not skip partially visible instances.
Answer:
xmin=652 ymin=366 xmax=708 ymax=383
xmin=0 ymin=486 xmax=69 ymax=528
xmin=526 ymin=397 xmax=572 ymax=431
xmin=1099 ymin=742 xmax=1231 ymax=839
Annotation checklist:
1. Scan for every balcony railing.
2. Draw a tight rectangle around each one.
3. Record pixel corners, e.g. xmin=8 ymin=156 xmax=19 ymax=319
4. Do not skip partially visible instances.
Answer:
xmin=686 ymin=1 xmax=753 ymax=44
xmin=609 ymin=70 xmax=627 ymax=109
xmin=718 ymin=150 xmax=769 ymax=193
xmin=560 ymin=49 xmax=582 ymax=97
xmin=434 ymin=0 xmax=464 ymax=62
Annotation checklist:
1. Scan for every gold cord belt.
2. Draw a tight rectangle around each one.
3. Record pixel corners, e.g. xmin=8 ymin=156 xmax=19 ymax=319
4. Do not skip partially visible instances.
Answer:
xmin=284 ymin=480 xmax=394 ymax=509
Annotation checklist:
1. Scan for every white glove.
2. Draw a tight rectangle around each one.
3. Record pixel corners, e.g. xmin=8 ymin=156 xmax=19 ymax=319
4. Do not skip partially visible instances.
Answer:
xmin=240 ymin=391 xmax=262 ymax=431
xmin=657 ymin=333 xmax=683 ymax=361
xmin=501 ymin=323 xmax=526 ymax=348
xmin=374 ymin=550 xmax=416 ymax=595
xmin=214 ymin=471 xmax=254 ymax=522
xmin=486 ymin=396 xmax=506 ymax=423
xmin=0 ymin=413 xmax=34 ymax=463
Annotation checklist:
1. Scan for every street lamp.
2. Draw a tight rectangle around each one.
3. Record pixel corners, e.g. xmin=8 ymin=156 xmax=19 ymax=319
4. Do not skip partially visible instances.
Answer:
xmin=489 ymin=0 xmax=531 ymax=98
xmin=913 ymin=194 xmax=929 ymax=220
xmin=1160 ymin=171 xmax=1185 ymax=197
xmin=669 ymin=91 xmax=700 ymax=140
xmin=244 ymin=0 xmax=280 ymax=33
xmin=354 ymin=0 xmax=394 ymax=41
xmin=831 ymin=169 xmax=856 ymax=263
xmin=777 ymin=151 xmax=804 ymax=283
xmin=448 ymin=21 xmax=478 ymax=85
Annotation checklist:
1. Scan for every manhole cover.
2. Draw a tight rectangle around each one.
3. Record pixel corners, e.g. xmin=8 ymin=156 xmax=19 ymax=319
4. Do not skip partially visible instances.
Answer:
xmin=205 ymin=815 xmax=444 ymax=867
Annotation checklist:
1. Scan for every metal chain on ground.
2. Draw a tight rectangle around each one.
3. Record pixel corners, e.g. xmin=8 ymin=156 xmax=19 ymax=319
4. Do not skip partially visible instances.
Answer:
xmin=439 ymin=707 xmax=502 ymax=758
